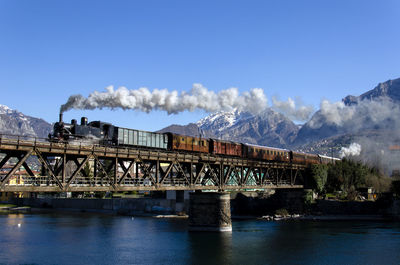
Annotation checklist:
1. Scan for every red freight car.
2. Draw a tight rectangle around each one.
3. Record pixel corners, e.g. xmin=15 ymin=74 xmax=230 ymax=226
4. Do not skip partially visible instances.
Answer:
xmin=243 ymin=144 xmax=290 ymax=162
xmin=166 ymin=133 xmax=209 ymax=153
xmin=291 ymin=151 xmax=320 ymax=165
xmin=210 ymin=139 xmax=242 ymax=156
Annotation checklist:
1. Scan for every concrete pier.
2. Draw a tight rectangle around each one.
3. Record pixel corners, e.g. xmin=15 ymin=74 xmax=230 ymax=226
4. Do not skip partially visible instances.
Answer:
xmin=189 ymin=192 xmax=232 ymax=232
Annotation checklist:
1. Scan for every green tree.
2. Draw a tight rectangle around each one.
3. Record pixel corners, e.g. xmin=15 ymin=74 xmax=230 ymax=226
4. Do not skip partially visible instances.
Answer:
xmin=325 ymin=158 xmax=392 ymax=197
xmin=310 ymin=164 xmax=328 ymax=194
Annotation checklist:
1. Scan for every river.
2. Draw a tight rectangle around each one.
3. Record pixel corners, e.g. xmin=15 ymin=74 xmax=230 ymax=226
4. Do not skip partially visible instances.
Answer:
xmin=1 ymin=212 xmax=399 ymax=265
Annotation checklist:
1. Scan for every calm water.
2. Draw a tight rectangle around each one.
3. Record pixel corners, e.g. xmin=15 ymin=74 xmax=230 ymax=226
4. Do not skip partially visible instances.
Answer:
xmin=1 ymin=212 xmax=399 ymax=265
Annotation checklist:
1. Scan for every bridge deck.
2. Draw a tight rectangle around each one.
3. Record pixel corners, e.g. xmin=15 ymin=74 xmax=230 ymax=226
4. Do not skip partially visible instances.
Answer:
xmin=0 ymin=136 xmax=306 ymax=192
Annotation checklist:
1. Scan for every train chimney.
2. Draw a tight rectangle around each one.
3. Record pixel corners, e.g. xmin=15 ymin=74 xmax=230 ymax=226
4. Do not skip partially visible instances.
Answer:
xmin=59 ymin=113 xmax=63 ymax=123
xmin=71 ymin=119 xmax=77 ymax=125
xmin=81 ymin=117 xmax=88 ymax=126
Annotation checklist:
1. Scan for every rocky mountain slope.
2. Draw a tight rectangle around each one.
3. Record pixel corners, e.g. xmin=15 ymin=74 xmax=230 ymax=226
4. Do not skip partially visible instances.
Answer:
xmin=0 ymin=104 xmax=52 ymax=138
xmin=157 ymin=123 xmax=204 ymax=137
xmin=343 ymin=78 xmax=400 ymax=105
xmin=294 ymin=78 xmax=400 ymax=147
xmin=160 ymin=108 xmax=299 ymax=148
xmin=292 ymin=78 xmax=400 ymax=175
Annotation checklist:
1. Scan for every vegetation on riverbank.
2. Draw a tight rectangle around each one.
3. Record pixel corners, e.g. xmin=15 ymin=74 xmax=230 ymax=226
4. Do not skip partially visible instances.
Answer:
xmin=308 ymin=158 xmax=392 ymax=200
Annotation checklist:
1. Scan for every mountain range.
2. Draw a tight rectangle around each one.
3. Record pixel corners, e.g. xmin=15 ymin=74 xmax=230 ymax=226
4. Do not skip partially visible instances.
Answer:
xmin=159 ymin=77 xmax=400 ymax=163
xmin=0 ymin=104 xmax=52 ymax=138
xmin=1 ymin=78 xmax=399 ymax=161
xmin=159 ymin=109 xmax=299 ymax=148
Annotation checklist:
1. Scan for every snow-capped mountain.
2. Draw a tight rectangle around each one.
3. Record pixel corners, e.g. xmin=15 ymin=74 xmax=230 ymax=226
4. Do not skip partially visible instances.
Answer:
xmin=160 ymin=108 xmax=299 ymax=148
xmin=196 ymin=109 xmax=253 ymax=133
xmin=0 ymin=104 xmax=13 ymax=115
xmin=0 ymin=104 xmax=52 ymax=138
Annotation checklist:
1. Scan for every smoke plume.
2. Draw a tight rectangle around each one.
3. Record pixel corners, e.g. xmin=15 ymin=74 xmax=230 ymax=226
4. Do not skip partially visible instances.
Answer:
xmin=307 ymin=96 xmax=400 ymax=175
xmin=340 ymin=143 xmax=362 ymax=158
xmin=60 ymin=84 xmax=268 ymax=115
xmin=271 ymin=97 xmax=314 ymax=121
xmin=308 ymin=97 xmax=400 ymax=130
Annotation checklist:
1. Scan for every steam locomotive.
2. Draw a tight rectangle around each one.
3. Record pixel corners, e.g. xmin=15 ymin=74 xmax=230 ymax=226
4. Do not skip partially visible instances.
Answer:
xmin=50 ymin=115 xmax=339 ymax=165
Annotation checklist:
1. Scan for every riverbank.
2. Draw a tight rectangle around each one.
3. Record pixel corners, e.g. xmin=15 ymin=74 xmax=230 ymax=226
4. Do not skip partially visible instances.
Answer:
xmin=5 ymin=197 xmax=400 ymax=221
xmin=10 ymin=197 xmax=188 ymax=216
xmin=0 ymin=203 xmax=31 ymax=213
xmin=258 ymin=214 xmax=391 ymax=221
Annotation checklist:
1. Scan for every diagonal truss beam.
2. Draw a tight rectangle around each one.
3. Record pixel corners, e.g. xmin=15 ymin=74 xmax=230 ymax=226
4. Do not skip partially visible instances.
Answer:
xmin=0 ymin=154 xmax=11 ymax=169
xmin=65 ymin=155 xmax=91 ymax=188
xmin=35 ymin=149 xmax=63 ymax=189
xmin=173 ymin=161 xmax=190 ymax=185
xmin=202 ymin=163 xmax=220 ymax=186
xmin=224 ymin=165 xmax=233 ymax=185
xmin=136 ymin=157 xmax=156 ymax=184
xmin=93 ymin=156 xmax=116 ymax=189
xmin=0 ymin=150 xmax=33 ymax=188
xmin=118 ymin=159 xmax=135 ymax=185
xmin=194 ymin=163 xmax=206 ymax=185
xmin=160 ymin=162 xmax=174 ymax=184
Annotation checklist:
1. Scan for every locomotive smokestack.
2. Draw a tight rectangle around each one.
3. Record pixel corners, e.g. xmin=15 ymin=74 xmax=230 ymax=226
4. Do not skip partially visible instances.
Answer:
xmin=81 ymin=117 xmax=88 ymax=126
xmin=59 ymin=113 xmax=63 ymax=123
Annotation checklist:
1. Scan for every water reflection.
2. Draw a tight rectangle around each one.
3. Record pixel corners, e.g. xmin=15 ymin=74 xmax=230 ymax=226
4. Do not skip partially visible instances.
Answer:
xmin=0 ymin=213 xmax=399 ymax=265
xmin=188 ymin=231 xmax=233 ymax=265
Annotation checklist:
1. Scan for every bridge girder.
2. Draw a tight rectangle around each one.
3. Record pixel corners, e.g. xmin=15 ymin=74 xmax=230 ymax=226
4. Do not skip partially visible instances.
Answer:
xmin=0 ymin=136 xmax=306 ymax=192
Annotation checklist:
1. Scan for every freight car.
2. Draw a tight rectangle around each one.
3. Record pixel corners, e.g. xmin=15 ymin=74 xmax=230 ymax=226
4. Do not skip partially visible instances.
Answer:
xmin=291 ymin=151 xmax=319 ymax=165
xmin=243 ymin=144 xmax=290 ymax=163
xmin=166 ymin=133 xmax=209 ymax=153
xmin=210 ymin=139 xmax=242 ymax=157
xmin=50 ymin=116 xmax=339 ymax=165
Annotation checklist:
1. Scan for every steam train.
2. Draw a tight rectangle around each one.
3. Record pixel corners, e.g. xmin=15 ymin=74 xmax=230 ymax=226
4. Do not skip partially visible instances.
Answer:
xmin=50 ymin=115 xmax=338 ymax=165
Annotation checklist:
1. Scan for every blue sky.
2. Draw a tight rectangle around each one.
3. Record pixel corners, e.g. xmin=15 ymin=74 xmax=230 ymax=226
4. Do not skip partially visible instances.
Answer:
xmin=1 ymin=0 xmax=399 ymax=131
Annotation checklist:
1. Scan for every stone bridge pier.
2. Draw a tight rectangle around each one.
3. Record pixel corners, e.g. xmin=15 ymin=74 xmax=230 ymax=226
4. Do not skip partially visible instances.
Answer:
xmin=188 ymin=191 xmax=232 ymax=232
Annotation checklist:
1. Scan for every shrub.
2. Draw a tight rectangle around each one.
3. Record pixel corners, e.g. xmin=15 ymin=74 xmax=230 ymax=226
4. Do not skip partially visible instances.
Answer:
xmin=275 ymin=208 xmax=289 ymax=217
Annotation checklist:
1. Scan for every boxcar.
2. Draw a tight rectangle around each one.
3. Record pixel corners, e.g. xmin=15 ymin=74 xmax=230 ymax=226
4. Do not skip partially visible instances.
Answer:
xmin=306 ymin=153 xmax=320 ymax=165
xmin=243 ymin=144 xmax=290 ymax=162
xmin=291 ymin=151 xmax=319 ymax=165
xmin=210 ymin=139 xmax=242 ymax=156
xmin=167 ymin=133 xmax=209 ymax=153
xmin=115 ymin=127 xmax=168 ymax=149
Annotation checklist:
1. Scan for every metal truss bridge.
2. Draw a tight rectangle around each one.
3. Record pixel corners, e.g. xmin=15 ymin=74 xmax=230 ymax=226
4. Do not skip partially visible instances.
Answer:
xmin=0 ymin=135 xmax=306 ymax=192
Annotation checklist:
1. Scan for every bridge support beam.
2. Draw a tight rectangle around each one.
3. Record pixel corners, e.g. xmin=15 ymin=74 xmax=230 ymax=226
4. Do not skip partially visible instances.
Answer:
xmin=189 ymin=192 xmax=232 ymax=232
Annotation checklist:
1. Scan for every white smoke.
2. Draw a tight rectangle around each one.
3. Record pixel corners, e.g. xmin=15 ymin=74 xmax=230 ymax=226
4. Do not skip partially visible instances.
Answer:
xmin=271 ymin=97 xmax=314 ymax=121
xmin=60 ymin=84 xmax=268 ymax=115
xmin=308 ymin=97 xmax=400 ymax=130
xmin=340 ymin=143 xmax=362 ymax=158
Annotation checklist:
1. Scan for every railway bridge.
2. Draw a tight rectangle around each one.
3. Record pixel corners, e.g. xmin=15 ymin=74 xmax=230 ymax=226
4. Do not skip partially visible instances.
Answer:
xmin=0 ymin=134 xmax=308 ymax=231
xmin=0 ymin=135 xmax=306 ymax=193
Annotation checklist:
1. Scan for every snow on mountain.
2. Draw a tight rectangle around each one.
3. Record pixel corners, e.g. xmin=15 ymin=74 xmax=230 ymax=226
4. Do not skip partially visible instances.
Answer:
xmin=0 ymin=104 xmax=52 ymax=138
xmin=0 ymin=104 xmax=13 ymax=115
xmin=160 ymin=108 xmax=300 ymax=148
xmin=196 ymin=109 xmax=253 ymax=132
